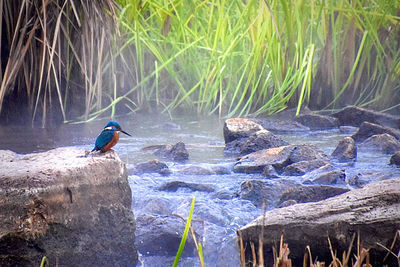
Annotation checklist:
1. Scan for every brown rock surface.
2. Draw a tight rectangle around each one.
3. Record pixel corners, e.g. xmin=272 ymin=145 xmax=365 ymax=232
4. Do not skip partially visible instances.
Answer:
xmin=0 ymin=148 xmax=137 ymax=267
xmin=238 ymin=177 xmax=400 ymax=266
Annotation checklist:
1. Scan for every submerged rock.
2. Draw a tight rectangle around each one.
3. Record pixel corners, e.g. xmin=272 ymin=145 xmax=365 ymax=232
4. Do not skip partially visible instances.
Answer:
xmin=361 ymin=133 xmax=400 ymax=154
xmin=132 ymin=159 xmax=171 ymax=176
xmin=333 ymin=105 xmax=400 ymax=128
xmin=158 ymin=181 xmax=215 ymax=192
xmin=294 ymin=113 xmax=338 ymax=129
xmin=238 ymin=177 xmax=400 ymax=267
xmin=331 ymin=136 xmax=357 ymax=162
xmin=0 ymin=147 xmax=137 ymax=267
xmin=352 ymin=122 xmax=400 ymax=143
xmin=135 ymin=214 xmax=197 ymax=257
xmin=238 ymin=179 xmax=300 ymax=208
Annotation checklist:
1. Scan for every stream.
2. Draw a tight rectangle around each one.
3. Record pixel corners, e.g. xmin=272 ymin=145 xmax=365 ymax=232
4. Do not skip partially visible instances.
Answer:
xmin=1 ymin=113 xmax=399 ymax=267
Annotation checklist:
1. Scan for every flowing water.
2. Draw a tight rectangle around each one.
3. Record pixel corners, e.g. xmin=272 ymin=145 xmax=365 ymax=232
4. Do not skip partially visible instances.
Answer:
xmin=1 ymin=113 xmax=399 ymax=267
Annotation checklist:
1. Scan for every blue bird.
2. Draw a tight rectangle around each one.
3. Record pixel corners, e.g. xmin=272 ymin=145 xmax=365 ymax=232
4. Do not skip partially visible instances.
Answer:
xmin=92 ymin=121 xmax=131 ymax=153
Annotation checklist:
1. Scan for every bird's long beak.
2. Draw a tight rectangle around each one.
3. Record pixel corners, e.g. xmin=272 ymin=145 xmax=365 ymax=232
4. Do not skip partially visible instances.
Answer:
xmin=121 ymin=130 xmax=132 ymax=136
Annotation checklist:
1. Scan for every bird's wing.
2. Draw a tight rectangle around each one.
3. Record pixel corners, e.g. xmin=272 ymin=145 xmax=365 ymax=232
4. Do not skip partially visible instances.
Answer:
xmin=94 ymin=130 xmax=115 ymax=150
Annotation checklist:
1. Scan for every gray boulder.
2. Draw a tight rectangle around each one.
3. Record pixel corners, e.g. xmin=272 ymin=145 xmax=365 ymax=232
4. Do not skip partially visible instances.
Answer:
xmin=154 ymin=141 xmax=189 ymax=161
xmin=226 ymin=129 xmax=289 ymax=156
xmin=0 ymin=148 xmax=137 ymax=267
xmin=250 ymin=118 xmax=310 ymax=132
xmin=331 ymin=136 xmax=357 ymax=162
xmin=294 ymin=113 xmax=338 ymax=129
xmin=361 ymin=133 xmax=400 ymax=154
xmin=304 ymin=169 xmax=346 ymax=185
xmin=332 ymin=105 xmax=400 ymax=128
xmin=238 ymin=177 xmax=400 ymax=267
xmin=352 ymin=121 xmax=400 ymax=142
xmin=223 ymin=118 xmax=264 ymax=143
xmin=234 ymin=144 xmax=329 ymax=174
xmin=282 ymin=159 xmax=328 ymax=176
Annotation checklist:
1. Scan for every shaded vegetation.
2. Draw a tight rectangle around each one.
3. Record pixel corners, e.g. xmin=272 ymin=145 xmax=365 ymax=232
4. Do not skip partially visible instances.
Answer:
xmin=0 ymin=0 xmax=399 ymax=125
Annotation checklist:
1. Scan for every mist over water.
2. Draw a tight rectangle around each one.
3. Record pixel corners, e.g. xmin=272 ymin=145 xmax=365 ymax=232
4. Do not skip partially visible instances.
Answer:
xmin=1 ymin=113 xmax=399 ymax=266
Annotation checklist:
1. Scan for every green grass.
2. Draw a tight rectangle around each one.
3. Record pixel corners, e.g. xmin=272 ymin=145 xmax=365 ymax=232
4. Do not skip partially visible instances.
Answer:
xmin=0 ymin=1 xmax=399 ymax=125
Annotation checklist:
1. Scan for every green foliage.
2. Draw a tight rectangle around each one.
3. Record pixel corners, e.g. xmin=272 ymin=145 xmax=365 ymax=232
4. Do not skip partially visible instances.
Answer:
xmin=111 ymin=0 xmax=400 ymax=118
xmin=40 ymin=256 xmax=49 ymax=267
xmin=173 ymin=196 xmax=197 ymax=267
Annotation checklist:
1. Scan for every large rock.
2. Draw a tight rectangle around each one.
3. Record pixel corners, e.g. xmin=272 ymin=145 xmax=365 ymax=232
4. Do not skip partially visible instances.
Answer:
xmin=238 ymin=177 xmax=400 ymax=266
xmin=0 ymin=148 xmax=137 ymax=267
xmin=233 ymin=144 xmax=329 ymax=174
xmin=225 ymin=129 xmax=289 ymax=156
xmin=294 ymin=114 xmax=338 ymax=130
xmin=352 ymin=122 xmax=400 ymax=142
xmin=331 ymin=136 xmax=357 ymax=162
xmin=223 ymin=118 xmax=264 ymax=143
xmin=361 ymin=133 xmax=400 ymax=154
xmin=131 ymin=159 xmax=171 ymax=176
xmin=333 ymin=105 xmax=400 ymax=128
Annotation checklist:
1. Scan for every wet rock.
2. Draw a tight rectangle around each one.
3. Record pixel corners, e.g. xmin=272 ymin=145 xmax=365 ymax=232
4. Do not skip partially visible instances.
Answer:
xmin=250 ymin=118 xmax=310 ymax=132
xmin=158 ymin=181 xmax=215 ymax=193
xmin=141 ymin=198 xmax=174 ymax=215
xmin=361 ymin=133 xmax=400 ymax=154
xmin=239 ymin=177 xmax=400 ymax=267
xmin=0 ymin=148 xmax=137 ymax=267
xmin=339 ymin=125 xmax=358 ymax=134
xmin=154 ymin=141 xmax=189 ymax=161
xmin=305 ymin=169 xmax=346 ymax=185
xmin=331 ymin=136 xmax=357 ymax=162
xmin=282 ymin=159 xmax=328 ymax=176
xmin=238 ymin=179 xmax=300 ymax=208
xmin=352 ymin=122 xmax=400 ymax=142
xmin=390 ymin=152 xmax=400 ymax=166
xmin=177 ymin=165 xmax=214 ymax=175
xmin=345 ymin=172 xmax=392 ymax=188
xmin=233 ymin=146 xmax=294 ymax=173
xmin=294 ymin=114 xmax=338 ymax=130
xmin=213 ymin=190 xmax=235 ymax=200
xmin=223 ymin=118 xmax=264 ymax=143
xmin=333 ymin=105 xmax=400 ymax=128
xmin=132 ymin=159 xmax=171 ymax=176
xmin=136 ymin=214 xmax=197 ymax=257
xmin=289 ymin=144 xmax=330 ymax=163
xmin=278 ymin=185 xmax=349 ymax=206
xmin=262 ymin=165 xmax=279 ymax=178
xmin=279 ymin=199 xmax=298 ymax=207
xmin=234 ymin=144 xmax=328 ymax=174
xmin=210 ymin=165 xmax=232 ymax=175
xmin=301 ymin=163 xmax=335 ymax=181
xmin=239 ymin=130 xmax=289 ymax=155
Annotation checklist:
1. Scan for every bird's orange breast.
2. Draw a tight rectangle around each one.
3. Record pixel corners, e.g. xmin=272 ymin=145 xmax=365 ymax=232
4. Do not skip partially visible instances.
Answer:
xmin=101 ymin=131 xmax=120 ymax=152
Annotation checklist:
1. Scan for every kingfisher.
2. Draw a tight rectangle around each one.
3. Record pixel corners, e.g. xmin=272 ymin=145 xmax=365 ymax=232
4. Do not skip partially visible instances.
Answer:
xmin=91 ymin=121 xmax=131 ymax=153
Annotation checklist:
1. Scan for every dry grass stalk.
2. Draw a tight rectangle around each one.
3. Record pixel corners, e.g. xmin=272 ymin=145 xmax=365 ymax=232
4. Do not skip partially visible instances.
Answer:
xmin=273 ymin=234 xmax=292 ymax=267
